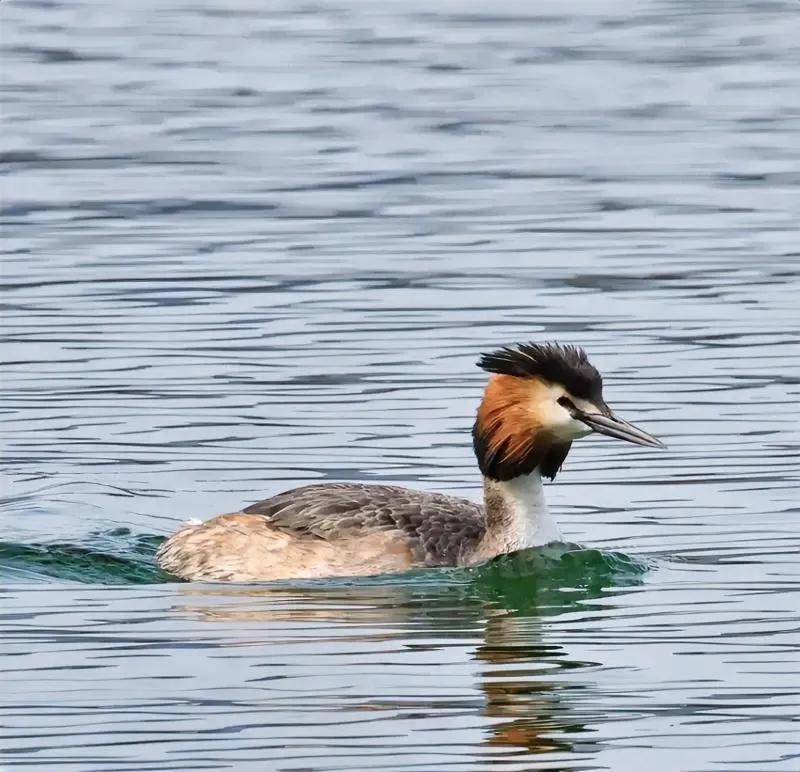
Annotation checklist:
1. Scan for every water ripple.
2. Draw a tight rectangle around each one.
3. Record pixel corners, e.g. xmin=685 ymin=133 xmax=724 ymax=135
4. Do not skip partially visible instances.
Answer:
xmin=2 ymin=0 xmax=799 ymax=769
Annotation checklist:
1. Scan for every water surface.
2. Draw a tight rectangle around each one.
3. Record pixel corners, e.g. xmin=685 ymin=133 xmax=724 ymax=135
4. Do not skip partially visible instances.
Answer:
xmin=2 ymin=0 xmax=799 ymax=770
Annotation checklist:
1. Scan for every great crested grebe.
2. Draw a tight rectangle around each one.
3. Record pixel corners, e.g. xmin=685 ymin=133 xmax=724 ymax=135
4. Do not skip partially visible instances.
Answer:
xmin=157 ymin=342 xmax=664 ymax=582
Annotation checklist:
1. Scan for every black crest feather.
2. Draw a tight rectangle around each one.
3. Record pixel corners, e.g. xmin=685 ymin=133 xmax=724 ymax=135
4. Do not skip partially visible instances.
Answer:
xmin=477 ymin=341 xmax=602 ymax=401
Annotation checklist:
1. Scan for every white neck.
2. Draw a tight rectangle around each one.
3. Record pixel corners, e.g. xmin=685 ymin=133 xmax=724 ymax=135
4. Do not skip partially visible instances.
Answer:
xmin=479 ymin=471 xmax=563 ymax=557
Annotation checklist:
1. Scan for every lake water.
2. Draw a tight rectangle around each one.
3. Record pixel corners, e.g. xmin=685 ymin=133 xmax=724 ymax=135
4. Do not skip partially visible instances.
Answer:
xmin=1 ymin=1 xmax=799 ymax=770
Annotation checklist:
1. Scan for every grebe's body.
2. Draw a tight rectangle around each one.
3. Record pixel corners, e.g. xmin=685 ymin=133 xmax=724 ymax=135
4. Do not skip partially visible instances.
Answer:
xmin=157 ymin=343 xmax=663 ymax=582
xmin=156 ymin=475 xmax=559 ymax=582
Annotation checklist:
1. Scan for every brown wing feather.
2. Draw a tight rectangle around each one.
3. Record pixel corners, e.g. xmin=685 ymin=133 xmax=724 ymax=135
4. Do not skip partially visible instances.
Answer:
xmin=243 ymin=483 xmax=486 ymax=566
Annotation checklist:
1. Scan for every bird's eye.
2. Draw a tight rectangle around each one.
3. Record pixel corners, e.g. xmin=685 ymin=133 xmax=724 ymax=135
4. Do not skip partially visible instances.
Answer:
xmin=557 ymin=396 xmax=576 ymax=412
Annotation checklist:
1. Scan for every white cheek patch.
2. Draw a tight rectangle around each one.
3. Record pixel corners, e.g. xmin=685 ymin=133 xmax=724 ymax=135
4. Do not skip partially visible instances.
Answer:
xmin=562 ymin=394 xmax=599 ymax=439
xmin=569 ymin=419 xmax=593 ymax=439
xmin=552 ymin=416 xmax=592 ymax=441
xmin=533 ymin=386 xmax=597 ymax=441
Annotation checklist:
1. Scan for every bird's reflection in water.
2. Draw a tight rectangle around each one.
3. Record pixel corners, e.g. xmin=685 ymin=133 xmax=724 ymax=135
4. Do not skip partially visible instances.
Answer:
xmin=478 ymin=613 xmax=585 ymax=755
xmin=170 ymin=546 xmax=645 ymax=760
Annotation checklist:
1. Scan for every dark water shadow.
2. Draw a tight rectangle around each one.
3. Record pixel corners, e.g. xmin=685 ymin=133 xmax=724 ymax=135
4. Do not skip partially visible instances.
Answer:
xmin=0 ymin=528 xmax=170 ymax=583
xmin=0 ymin=527 xmax=647 ymax=605
xmin=165 ymin=547 xmax=646 ymax=760
xmin=0 ymin=531 xmax=646 ymax=760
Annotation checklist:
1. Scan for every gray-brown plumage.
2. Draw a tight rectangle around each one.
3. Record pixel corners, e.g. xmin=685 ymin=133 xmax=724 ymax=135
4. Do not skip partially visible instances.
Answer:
xmin=156 ymin=342 xmax=664 ymax=582
xmin=156 ymin=483 xmax=485 ymax=582
xmin=244 ymin=483 xmax=485 ymax=564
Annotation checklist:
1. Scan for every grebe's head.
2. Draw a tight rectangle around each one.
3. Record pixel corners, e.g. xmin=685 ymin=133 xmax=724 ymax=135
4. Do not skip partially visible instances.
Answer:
xmin=473 ymin=342 xmax=663 ymax=481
